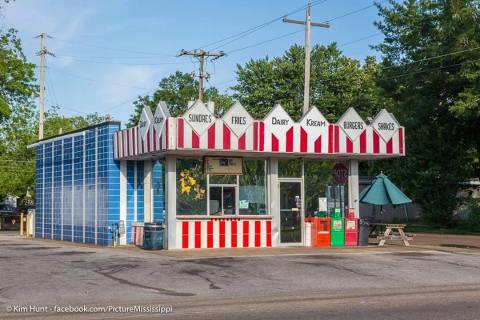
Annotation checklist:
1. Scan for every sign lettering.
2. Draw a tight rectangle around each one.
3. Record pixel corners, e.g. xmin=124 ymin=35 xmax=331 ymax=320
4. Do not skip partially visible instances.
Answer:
xmin=222 ymin=102 xmax=254 ymax=137
xmin=337 ymin=108 xmax=366 ymax=141
xmin=371 ymin=109 xmax=399 ymax=142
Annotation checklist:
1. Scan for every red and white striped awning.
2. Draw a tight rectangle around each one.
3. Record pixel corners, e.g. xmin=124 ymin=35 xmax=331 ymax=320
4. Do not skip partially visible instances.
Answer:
xmin=114 ymin=101 xmax=405 ymax=160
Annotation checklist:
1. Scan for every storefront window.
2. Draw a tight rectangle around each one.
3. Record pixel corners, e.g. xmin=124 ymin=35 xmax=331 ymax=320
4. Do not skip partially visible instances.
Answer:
xmin=304 ymin=160 xmax=349 ymax=218
xmin=239 ymin=160 xmax=267 ymax=215
xmin=279 ymin=159 xmax=302 ymax=177
xmin=176 ymin=159 xmax=207 ymax=215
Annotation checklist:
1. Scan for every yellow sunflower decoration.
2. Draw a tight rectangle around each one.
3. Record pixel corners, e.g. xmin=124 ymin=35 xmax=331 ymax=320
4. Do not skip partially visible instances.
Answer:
xmin=179 ymin=170 xmax=205 ymax=199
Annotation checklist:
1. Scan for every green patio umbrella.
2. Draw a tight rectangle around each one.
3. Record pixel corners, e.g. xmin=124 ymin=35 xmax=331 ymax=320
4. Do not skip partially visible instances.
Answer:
xmin=360 ymin=172 xmax=412 ymax=206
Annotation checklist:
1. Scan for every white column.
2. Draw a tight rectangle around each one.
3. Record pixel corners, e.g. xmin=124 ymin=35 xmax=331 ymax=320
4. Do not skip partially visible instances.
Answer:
xmin=269 ymin=158 xmax=280 ymax=247
xmin=143 ymin=160 xmax=152 ymax=223
xmin=119 ymin=160 xmax=127 ymax=245
xmin=165 ymin=156 xmax=177 ymax=249
xmin=348 ymin=160 xmax=360 ymax=218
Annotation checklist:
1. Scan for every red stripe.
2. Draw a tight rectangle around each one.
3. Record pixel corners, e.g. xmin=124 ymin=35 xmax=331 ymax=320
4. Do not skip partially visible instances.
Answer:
xmin=208 ymin=124 xmax=215 ymax=149
xmin=219 ymin=220 xmax=225 ymax=248
xmin=373 ymin=130 xmax=380 ymax=154
xmin=300 ymin=128 xmax=308 ymax=152
xmin=126 ymin=129 xmax=130 ymax=156
xmin=399 ymin=127 xmax=404 ymax=154
xmin=243 ymin=221 xmax=249 ymax=248
xmin=153 ymin=127 xmax=157 ymax=151
xmin=271 ymin=134 xmax=279 ymax=152
xmin=259 ymin=122 xmax=264 ymax=151
xmin=286 ymin=127 xmax=294 ymax=152
xmin=178 ymin=118 xmax=184 ymax=148
xmin=328 ymin=124 xmax=334 ymax=153
xmin=346 ymin=137 xmax=353 ymax=153
xmin=386 ymin=138 xmax=393 ymax=154
xmin=335 ymin=126 xmax=340 ymax=153
xmin=182 ymin=221 xmax=189 ymax=249
xmin=231 ymin=220 xmax=237 ymax=248
xmin=192 ymin=131 xmax=200 ymax=148
xmin=253 ymin=122 xmax=258 ymax=150
xmin=223 ymin=124 xmax=231 ymax=150
xmin=165 ymin=118 xmax=169 ymax=149
xmin=266 ymin=221 xmax=272 ymax=247
xmin=122 ymin=132 xmax=125 ymax=157
xmin=147 ymin=129 xmax=151 ymax=152
xmin=360 ymin=131 xmax=367 ymax=153
xmin=133 ymin=128 xmax=137 ymax=155
xmin=115 ymin=132 xmax=119 ymax=158
xmin=207 ymin=220 xmax=213 ymax=248
xmin=194 ymin=221 xmax=201 ymax=248
xmin=254 ymin=221 xmax=261 ymax=247
xmin=314 ymin=135 xmax=322 ymax=153
xmin=238 ymin=133 xmax=246 ymax=150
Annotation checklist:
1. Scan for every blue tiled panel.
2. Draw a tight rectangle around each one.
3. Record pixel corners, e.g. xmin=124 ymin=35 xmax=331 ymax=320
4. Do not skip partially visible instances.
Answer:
xmin=34 ymin=122 xmax=122 ymax=246
xmin=35 ymin=144 xmax=44 ymax=238
xmin=152 ymin=160 xmax=164 ymax=222
xmin=136 ymin=161 xmax=144 ymax=222
xmin=43 ymin=142 xmax=52 ymax=239
xmin=106 ymin=125 xmax=121 ymax=246
xmin=63 ymin=137 xmax=73 ymax=241
xmin=53 ymin=140 xmax=62 ymax=240
xmin=126 ymin=161 xmax=135 ymax=244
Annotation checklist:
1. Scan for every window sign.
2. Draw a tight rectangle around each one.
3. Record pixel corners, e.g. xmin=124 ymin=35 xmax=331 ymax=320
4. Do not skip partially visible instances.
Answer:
xmin=371 ymin=109 xmax=399 ymax=142
xmin=183 ymin=100 xmax=215 ymax=135
xmin=222 ymin=101 xmax=253 ymax=137
xmin=337 ymin=107 xmax=366 ymax=141
xmin=205 ymin=157 xmax=243 ymax=175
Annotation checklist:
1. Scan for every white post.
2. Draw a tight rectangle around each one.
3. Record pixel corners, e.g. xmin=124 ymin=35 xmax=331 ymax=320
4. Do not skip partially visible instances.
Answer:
xmin=165 ymin=156 xmax=177 ymax=249
xmin=143 ymin=160 xmax=152 ymax=223
xmin=269 ymin=158 xmax=280 ymax=247
xmin=348 ymin=160 xmax=360 ymax=218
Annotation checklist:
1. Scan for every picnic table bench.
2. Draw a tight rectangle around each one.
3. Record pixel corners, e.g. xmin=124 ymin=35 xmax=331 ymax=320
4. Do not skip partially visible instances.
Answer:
xmin=369 ymin=223 xmax=414 ymax=246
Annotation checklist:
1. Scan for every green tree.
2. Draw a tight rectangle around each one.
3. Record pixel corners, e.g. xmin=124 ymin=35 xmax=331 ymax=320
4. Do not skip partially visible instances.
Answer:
xmin=233 ymin=44 xmax=390 ymax=121
xmin=127 ymin=71 xmax=233 ymax=126
xmin=0 ymin=28 xmax=36 ymax=123
xmin=371 ymin=0 xmax=480 ymax=225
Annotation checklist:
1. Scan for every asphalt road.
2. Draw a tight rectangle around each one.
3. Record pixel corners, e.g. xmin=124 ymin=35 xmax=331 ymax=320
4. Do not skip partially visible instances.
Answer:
xmin=1 ymin=233 xmax=480 ymax=319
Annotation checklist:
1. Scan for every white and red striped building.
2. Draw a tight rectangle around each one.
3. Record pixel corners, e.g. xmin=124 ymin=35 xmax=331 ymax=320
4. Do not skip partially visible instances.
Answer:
xmin=114 ymin=101 xmax=405 ymax=250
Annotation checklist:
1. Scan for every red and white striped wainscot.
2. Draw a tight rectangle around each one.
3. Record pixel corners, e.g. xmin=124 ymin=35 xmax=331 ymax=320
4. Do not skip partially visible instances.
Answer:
xmin=336 ymin=125 xmax=405 ymax=155
xmin=176 ymin=217 xmax=272 ymax=249
xmin=176 ymin=118 xmax=260 ymax=151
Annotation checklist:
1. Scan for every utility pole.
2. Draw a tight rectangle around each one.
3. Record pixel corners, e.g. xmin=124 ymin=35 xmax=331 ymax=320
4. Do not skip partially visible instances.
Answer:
xmin=177 ymin=49 xmax=225 ymax=101
xmin=35 ymin=33 xmax=55 ymax=140
xmin=283 ymin=4 xmax=330 ymax=115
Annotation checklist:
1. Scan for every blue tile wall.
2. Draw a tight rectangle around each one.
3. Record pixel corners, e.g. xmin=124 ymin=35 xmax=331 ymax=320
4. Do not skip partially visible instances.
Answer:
xmin=35 ymin=123 xmax=121 ymax=246
xmin=152 ymin=160 xmax=164 ymax=222
xmin=136 ymin=161 xmax=144 ymax=223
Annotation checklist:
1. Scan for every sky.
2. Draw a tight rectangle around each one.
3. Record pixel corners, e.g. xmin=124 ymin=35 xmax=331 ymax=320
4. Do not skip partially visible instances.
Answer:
xmin=3 ymin=0 xmax=385 ymax=125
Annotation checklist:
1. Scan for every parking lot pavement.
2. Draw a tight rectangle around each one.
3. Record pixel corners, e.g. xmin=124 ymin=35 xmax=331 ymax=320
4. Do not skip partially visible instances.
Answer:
xmin=1 ymin=233 xmax=480 ymax=319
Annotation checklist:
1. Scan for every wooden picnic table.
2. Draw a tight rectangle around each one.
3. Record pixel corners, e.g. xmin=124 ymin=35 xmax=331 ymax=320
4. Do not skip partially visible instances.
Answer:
xmin=369 ymin=223 xmax=413 ymax=246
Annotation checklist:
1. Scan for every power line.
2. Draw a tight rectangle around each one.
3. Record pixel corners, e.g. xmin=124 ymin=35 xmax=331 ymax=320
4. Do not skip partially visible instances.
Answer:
xmin=47 ymin=66 xmax=158 ymax=91
xmin=52 ymin=37 xmax=172 ymax=57
xmin=199 ymin=0 xmax=328 ymax=50
xmin=54 ymin=56 xmax=191 ymax=66
xmin=325 ymin=3 xmax=377 ymax=23
xmin=337 ymin=33 xmax=381 ymax=47
xmin=227 ymin=29 xmax=304 ymax=55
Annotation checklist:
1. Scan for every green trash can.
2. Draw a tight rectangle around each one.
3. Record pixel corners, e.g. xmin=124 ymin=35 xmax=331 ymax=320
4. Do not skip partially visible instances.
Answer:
xmin=330 ymin=208 xmax=344 ymax=247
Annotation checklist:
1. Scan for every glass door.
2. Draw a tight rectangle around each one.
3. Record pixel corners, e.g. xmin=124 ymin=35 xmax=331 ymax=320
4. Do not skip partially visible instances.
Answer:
xmin=279 ymin=181 xmax=302 ymax=243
